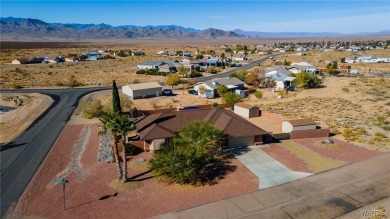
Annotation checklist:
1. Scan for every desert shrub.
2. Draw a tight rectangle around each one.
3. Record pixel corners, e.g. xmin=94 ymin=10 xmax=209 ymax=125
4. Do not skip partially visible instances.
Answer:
xmin=373 ymin=132 xmax=388 ymax=142
xmin=150 ymin=100 xmax=158 ymax=109
xmin=12 ymin=84 xmax=23 ymax=89
xmin=342 ymin=87 xmax=349 ymax=93
xmin=55 ymin=82 xmax=64 ymax=86
xmin=213 ymin=102 xmax=219 ymax=108
xmin=254 ymin=90 xmax=263 ymax=99
xmin=190 ymin=70 xmax=203 ymax=78
xmin=83 ymin=99 xmax=104 ymax=119
xmin=132 ymin=79 xmax=141 ymax=84
xmin=342 ymin=127 xmax=367 ymax=141
xmin=230 ymin=70 xmax=248 ymax=81
xmin=66 ymin=75 xmax=85 ymax=87
xmin=136 ymin=69 xmax=146 ymax=74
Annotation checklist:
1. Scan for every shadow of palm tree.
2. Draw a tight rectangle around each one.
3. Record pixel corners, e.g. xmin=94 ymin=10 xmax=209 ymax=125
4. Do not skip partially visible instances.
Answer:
xmin=125 ymin=170 xmax=154 ymax=182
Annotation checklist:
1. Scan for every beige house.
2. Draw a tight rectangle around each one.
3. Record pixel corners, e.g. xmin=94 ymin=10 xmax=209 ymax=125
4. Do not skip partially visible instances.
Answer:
xmin=234 ymin=103 xmax=259 ymax=118
xmin=122 ymin=82 xmax=162 ymax=100
xmin=282 ymin=119 xmax=316 ymax=133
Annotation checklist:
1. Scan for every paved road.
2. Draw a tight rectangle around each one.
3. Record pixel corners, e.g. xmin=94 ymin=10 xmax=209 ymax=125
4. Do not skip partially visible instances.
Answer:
xmin=194 ymin=55 xmax=276 ymax=82
xmin=157 ymin=153 xmax=390 ymax=219
xmin=0 ymin=87 xmax=108 ymax=217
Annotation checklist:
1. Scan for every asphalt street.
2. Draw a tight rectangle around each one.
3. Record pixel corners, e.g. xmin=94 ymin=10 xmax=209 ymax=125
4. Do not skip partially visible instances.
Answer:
xmin=0 ymin=55 xmax=273 ymax=217
xmin=0 ymin=87 xmax=108 ymax=217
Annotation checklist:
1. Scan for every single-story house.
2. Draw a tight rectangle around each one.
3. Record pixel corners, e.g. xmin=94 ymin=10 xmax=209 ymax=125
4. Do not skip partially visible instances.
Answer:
xmin=133 ymin=107 xmax=269 ymax=150
xmin=290 ymin=62 xmax=317 ymax=74
xmin=132 ymin=52 xmax=145 ymax=56
xmin=137 ymin=61 xmax=166 ymax=70
xmin=11 ymin=58 xmax=30 ymax=64
xmin=265 ymin=71 xmax=295 ymax=90
xmin=194 ymin=77 xmax=245 ymax=98
xmin=83 ymin=52 xmax=101 ymax=61
xmin=156 ymin=51 xmax=168 ymax=56
xmin=339 ymin=65 xmax=351 ymax=73
xmin=282 ymin=118 xmax=316 ymax=133
xmin=122 ymin=82 xmax=162 ymax=100
xmin=234 ymin=102 xmax=259 ymax=118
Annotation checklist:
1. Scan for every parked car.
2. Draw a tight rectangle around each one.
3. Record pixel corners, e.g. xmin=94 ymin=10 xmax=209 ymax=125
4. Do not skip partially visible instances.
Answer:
xmin=235 ymin=63 xmax=242 ymax=67
xmin=188 ymin=89 xmax=198 ymax=95
xmin=229 ymin=63 xmax=236 ymax=67
xmin=162 ymin=89 xmax=173 ymax=95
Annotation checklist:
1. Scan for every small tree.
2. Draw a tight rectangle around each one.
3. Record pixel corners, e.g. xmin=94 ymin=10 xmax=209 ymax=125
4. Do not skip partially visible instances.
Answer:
xmin=295 ymin=72 xmax=322 ymax=89
xmin=254 ymin=90 xmax=263 ymax=99
xmin=178 ymin=65 xmax=186 ymax=77
xmin=149 ymin=121 xmax=226 ymax=185
xmin=112 ymin=80 xmax=122 ymax=113
xmin=245 ymin=73 xmax=260 ymax=86
xmin=216 ymin=84 xmax=228 ymax=96
xmin=198 ymin=85 xmax=207 ymax=97
xmin=222 ymin=92 xmax=243 ymax=109
xmin=165 ymin=73 xmax=180 ymax=89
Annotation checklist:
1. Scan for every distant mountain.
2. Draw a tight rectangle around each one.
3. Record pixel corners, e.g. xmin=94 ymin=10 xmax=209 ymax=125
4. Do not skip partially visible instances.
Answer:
xmin=0 ymin=17 xmax=240 ymax=39
xmin=233 ymin=29 xmax=390 ymax=37
xmin=232 ymin=29 xmax=342 ymax=37
xmin=1 ymin=17 xmax=388 ymax=40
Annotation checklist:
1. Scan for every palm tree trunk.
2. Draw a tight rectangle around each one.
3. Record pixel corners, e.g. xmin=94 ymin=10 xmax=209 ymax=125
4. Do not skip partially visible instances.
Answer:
xmin=121 ymin=137 xmax=128 ymax=183
xmin=112 ymin=137 xmax=123 ymax=180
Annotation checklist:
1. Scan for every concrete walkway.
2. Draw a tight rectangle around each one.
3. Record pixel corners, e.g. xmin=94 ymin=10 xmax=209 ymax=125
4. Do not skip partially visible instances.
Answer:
xmin=236 ymin=147 xmax=312 ymax=189
xmin=157 ymin=153 xmax=390 ymax=219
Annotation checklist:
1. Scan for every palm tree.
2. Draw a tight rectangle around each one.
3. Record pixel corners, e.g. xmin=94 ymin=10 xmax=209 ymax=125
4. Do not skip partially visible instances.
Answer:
xmin=99 ymin=112 xmax=123 ymax=180
xmin=112 ymin=114 xmax=136 ymax=183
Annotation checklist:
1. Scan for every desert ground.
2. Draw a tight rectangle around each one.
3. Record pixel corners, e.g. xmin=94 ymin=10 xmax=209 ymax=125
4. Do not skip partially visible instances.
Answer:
xmin=1 ymin=39 xmax=389 ymax=88
xmin=0 ymin=93 xmax=53 ymax=145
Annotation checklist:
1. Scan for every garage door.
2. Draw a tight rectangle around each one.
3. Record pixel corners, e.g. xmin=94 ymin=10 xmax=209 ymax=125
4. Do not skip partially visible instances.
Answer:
xmin=228 ymin=137 xmax=254 ymax=148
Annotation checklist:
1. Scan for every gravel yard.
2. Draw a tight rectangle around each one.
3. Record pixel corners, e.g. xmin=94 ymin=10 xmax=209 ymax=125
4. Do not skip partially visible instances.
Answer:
xmin=293 ymin=138 xmax=383 ymax=163
xmin=277 ymin=140 xmax=347 ymax=173
xmin=13 ymin=124 xmax=259 ymax=219
xmin=262 ymin=144 xmax=311 ymax=173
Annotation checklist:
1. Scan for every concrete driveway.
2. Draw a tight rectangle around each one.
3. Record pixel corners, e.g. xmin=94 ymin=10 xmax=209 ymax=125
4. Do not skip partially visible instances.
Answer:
xmin=235 ymin=147 xmax=312 ymax=189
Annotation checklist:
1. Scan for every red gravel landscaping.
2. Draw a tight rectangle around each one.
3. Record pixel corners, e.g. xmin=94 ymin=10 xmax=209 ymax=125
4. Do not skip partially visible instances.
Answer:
xmin=262 ymin=144 xmax=312 ymax=173
xmin=293 ymin=138 xmax=383 ymax=163
xmin=14 ymin=124 xmax=258 ymax=219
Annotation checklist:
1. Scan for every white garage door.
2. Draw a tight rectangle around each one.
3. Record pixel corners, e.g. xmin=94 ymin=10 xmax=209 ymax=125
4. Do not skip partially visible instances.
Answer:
xmin=228 ymin=137 xmax=254 ymax=148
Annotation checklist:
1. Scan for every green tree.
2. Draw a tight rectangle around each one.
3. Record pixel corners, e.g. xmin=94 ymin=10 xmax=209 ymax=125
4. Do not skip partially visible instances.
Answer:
xmin=165 ymin=73 xmax=180 ymax=89
xmin=254 ymin=90 xmax=263 ymax=99
xmin=178 ymin=65 xmax=186 ymax=77
xmin=230 ymin=70 xmax=248 ymax=81
xmin=220 ymin=53 xmax=226 ymax=67
xmin=245 ymin=73 xmax=260 ymax=86
xmin=112 ymin=80 xmax=122 ymax=113
xmin=216 ymin=84 xmax=228 ymax=96
xmin=195 ymin=54 xmax=204 ymax=59
xmin=198 ymin=85 xmax=207 ymax=97
xmin=148 ymin=121 xmax=226 ymax=185
xmin=99 ymin=112 xmax=135 ymax=182
xmin=295 ymin=71 xmax=323 ymax=89
xmin=222 ymin=92 xmax=243 ymax=109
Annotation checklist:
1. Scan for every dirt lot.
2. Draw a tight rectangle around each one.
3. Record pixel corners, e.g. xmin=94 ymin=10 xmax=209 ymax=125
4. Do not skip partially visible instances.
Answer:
xmin=12 ymin=124 xmax=258 ymax=219
xmin=0 ymin=93 xmax=53 ymax=144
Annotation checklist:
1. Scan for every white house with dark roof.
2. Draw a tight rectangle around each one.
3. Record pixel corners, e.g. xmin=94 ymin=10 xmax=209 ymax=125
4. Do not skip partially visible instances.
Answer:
xmin=265 ymin=71 xmax=295 ymax=91
xmin=194 ymin=77 xmax=245 ymax=98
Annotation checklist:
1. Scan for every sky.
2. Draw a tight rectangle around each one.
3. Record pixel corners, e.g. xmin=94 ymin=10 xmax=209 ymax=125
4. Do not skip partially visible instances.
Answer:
xmin=1 ymin=0 xmax=389 ymax=33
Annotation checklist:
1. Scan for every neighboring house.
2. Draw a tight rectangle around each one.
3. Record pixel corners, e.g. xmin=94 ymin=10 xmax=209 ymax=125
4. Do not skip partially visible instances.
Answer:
xmin=83 ymin=52 xmax=101 ymax=61
xmin=11 ymin=58 xmax=30 ymax=64
xmin=133 ymin=107 xmax=269 ymax=150
xmin=296 ymin=47 xmax=308 ymax=52
xmin=234 ymin=103 xmax=260 ymax=118
xmin=202 ymin=59 xmax=221 ymax=67
xmin=44 ymin=56 xmax=64 ymax=63
xmin=182 ymin=52 xmax=192 ymax=58
xmin=122 ymin=82 xmax=162 ymax=100
xmin=194 ymin=77 xmax=245 ymax=98
xmin=156 ymin=51 xmax=168 ymax=56
xmin=339 ymin=65 xmax=350 ymax=73
xmin=282 ymin=119 xmax=316 ymax=133
xmin=265 ymin=71 xmax=295 ymax=90
xmin=159 ymin=62 xmax=178 ymax=73
xmin=290 ymin=62 xmax=317 ymax=74
xmin=137 ymin=61 xmax=165 ymax=70
xmin=65 ymin=56 xmax=80 ymax=62
xmin=28 ymin=57 xmax=45 ymax=64
xmin=132 ymin=51 xmax=145 ymax=56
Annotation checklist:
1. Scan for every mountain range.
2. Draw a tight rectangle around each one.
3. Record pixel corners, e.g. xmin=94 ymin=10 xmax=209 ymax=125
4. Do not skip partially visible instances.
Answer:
xmin=1 ymin=17 xmax=388 ymax=40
